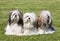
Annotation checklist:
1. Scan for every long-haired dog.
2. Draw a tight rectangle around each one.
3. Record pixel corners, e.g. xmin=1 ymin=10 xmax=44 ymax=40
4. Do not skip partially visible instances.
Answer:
xmin=5 ymin=10 xmax=23 ymax=36
xmin=23 ymin=12 xmax=38 ymax=35
xmin=38 ymin=10 xmax=55 ymax=34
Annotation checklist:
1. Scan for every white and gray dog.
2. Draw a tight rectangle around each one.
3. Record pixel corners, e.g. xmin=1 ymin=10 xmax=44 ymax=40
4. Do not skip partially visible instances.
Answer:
xmin=23 ymin=12 xmax=38 ymax=35
xmin=5 ymin=10 xmax=23 ymax=36
xmin=38 ymin=10 xmax=55 ymax=34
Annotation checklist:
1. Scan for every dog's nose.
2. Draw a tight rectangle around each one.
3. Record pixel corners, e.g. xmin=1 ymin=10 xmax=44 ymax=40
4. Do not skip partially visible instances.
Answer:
xmin=29 ymin=18 xmax=30 ymax=19
xmin=15 ymin=15 xmax=17 ymax=17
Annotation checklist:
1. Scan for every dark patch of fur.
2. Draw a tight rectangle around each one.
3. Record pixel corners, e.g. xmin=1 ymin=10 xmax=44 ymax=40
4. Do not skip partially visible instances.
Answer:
xmin=49 ymin=20 xmax=52 ymax=27
xmin=17 ymin=16 xmax=23 ymax=26
xmin=47 ymin=15 xmax=50 ymax=24
xmin=38 ymin=21 xmax=41 ymax=27
xmin=34 ymin=20 xmax=38 ymax=29
xmin=17 ymin=11 xmax=23 ymax=26
xmin=9 ymin=11 xmax=12 ymax=25
xmin=43 ymin=23 xmax=46 ymax=27
xmin=47 ymin=15 xmax=52 ymax=28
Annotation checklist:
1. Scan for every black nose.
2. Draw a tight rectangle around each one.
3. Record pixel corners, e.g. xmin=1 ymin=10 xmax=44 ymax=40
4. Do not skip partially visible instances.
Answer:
xmin=15 ymin=15 xmax=17 ymax=17
xmin=29 ymin=18 xmax=30 ymax=19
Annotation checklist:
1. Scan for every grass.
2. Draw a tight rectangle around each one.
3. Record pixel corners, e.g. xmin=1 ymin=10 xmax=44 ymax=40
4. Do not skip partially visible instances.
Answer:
xmin=0 ymin=0 xmax=60 ymax=41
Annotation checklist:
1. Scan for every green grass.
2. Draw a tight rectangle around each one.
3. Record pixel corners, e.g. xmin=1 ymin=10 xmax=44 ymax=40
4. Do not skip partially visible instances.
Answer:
xmin=0 ymin=0 xmax=60 ymax=41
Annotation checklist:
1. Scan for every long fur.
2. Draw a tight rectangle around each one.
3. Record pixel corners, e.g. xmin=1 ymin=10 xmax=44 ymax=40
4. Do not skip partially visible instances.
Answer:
xmin=5 ymin=10 xmax=23 ymax=36
xmin=23 ymin=12 xmax=38 ymax=35
xmin=38 ymin=10 xmax=55 ymax=34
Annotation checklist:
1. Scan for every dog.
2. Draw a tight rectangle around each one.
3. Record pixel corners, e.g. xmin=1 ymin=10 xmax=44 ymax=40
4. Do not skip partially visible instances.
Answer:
xmin=38 ymin=10 xmax=55 ymax=34
xmin=23 ymin=12 xmax=38 ymax=35
xmin=5 ymin=10 xmax=23 ymax=36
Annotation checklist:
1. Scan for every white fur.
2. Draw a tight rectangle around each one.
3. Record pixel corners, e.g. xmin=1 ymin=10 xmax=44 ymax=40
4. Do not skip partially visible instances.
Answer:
xmin=5 ymin=10 xmax=23 ymax=36
xmin=38 ymin=10 xmax=55 ymax=34
xmin=11 ymin=10 xmax=20 ymax=22
xmin=40 ymin=10 xmax=52 ymax=24
xmin=5 ymin=23 xmax=23 ymax=36
xmin=23 ymin=12 xmax=38 ymax=35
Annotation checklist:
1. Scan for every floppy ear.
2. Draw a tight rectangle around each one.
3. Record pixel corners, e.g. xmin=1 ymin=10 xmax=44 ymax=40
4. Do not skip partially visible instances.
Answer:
xmin=17 ymin=11 xmax=23 ymax=26
xmin=49 ymin=19 xmax=52 ymax=27
xmin=47 ymin=15 xmax=53 ymax=28
xmin=37 ymin=16 xmax=41 ymax=27
xmin=47 ymin=15 xmax=52 ymax=27
xmin=37 ymin=16 xmax=41 ymax=28
xmin=17 ymin=10 xmax=23 ymax=20
xmin=38 ymin=16 xmax=44 ymax=29
xmin=9 ymin=11 xmax=13 ymax=25
xmin=47 ymin=15 xmax=50 ymax=24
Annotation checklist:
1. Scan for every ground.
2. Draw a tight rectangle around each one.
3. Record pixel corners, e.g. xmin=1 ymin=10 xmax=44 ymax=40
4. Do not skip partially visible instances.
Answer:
xmin=0 ymin=0 xmax=60 ymax=41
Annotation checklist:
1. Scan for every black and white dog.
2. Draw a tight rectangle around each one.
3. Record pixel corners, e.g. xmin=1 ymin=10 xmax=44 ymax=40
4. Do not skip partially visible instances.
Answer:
xmin=5 ymin=10 xmax=23 ymax=36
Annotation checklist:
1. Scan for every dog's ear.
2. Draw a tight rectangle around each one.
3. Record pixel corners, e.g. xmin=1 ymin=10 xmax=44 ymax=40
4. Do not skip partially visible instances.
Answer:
xmin=9 ymin=11 xmax=13 ymax=25
xmin=17 ymin=11 xmax=23 ymax=26
xmin=47 ymin=15 xmax=50 ymax=24
xmin=37 ymin=16 xmax=41 ymax=28
xmin=19 ymin=10 xmax=23 ymax=19
xmin=38 ymin=16 xmax=44 ymax=29
xmin=47 ymin=14 xmax=53 ymax=28
xmin=47 ymin=16 xmax=52 ymax=25
xmin=49 ymin=19 xmax=52 ymax=27
xmin=17 ymin=10 xmax=23 ymax=19
xmin=38 ymin=16 xmax=43 ymax=24
xmin=18 ymin=18 xmax=23 ymax=26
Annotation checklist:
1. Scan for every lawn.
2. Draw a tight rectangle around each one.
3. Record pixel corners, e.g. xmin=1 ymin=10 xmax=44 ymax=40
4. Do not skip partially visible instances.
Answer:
xmin=0 ymin=0 xmax=60 ymax=41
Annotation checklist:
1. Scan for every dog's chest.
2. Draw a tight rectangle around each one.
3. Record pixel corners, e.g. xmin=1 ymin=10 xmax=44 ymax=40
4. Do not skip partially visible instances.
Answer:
xmin=24 ymin=23 xmax=33 ymax=28
xmin=9 ymin=24 xmax=22 ymax=33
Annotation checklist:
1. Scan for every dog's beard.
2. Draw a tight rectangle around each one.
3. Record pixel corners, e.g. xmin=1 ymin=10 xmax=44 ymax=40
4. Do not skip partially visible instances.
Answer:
xmin=24 ymin=19 xmax=34 ymax=29
xmin=26 ymin=19 xmax=31 ymax=23
xmin=11 ymin=16 xmax=19 ymax=23
xmin=26 ymin=20 xmax=30 ymax=24
xmin=13 ymin=18 xmax=19 ymax=23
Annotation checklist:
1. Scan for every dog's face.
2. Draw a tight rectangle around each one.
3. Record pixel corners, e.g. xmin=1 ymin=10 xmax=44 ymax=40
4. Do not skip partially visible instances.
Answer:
xmin=11 ymin=11 xmax=20 ymax=22
xmin=23 ymin=12 xmax=36 ymax=23
xmin=38 ymin=10 xmax=52 ymax=29
xmin=9 ymin=10 xmax=23 ymax=25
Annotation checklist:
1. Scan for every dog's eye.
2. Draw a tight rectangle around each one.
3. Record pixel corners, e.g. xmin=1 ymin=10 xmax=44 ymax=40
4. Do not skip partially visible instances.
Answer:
xmin=25 ymin=16 xmax=28 ymax=18
xmin=12 ymin=13 xmax=15 ymax=17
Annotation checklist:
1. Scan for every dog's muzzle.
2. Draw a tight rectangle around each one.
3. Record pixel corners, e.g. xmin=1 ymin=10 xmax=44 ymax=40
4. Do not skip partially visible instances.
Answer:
xmin=15 ymin=15 xmax=17 ymax=18
xmin=27 ymin=18 xmax=31 ymax=22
